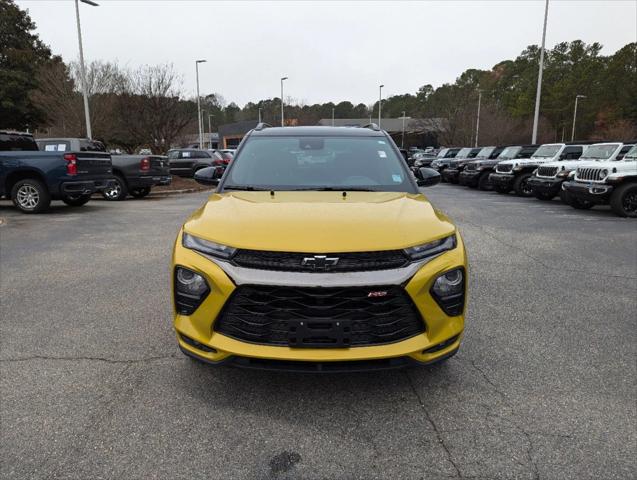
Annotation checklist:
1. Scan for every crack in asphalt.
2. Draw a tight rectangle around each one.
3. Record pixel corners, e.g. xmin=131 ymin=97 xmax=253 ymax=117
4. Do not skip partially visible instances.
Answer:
xmin=0 ymin=354 xmax=180 ymax=364
xmin=469 ymin=361 xmax=541 ymax=480
xmin=454 ymin=214 xmax=637 ymax=282
xmin=404 ymin=370 xmax=463 ymax=479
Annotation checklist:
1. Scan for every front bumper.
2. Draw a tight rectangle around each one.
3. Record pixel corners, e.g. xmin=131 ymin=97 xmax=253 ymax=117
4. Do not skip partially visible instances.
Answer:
xmin=527 ymin=176 xmax=563 ymax=195
xmin=562 ymin=181 xmax=614 ymax=203
xmin=458 ymin=170 xmax=481 ymax=186
xmin=441 ymin=168 xmax=460 ymax=182
xmin=488 ymin=172 xmax=515 ymax=188
xmin=172 ymin=233 xmax=467 ymax=368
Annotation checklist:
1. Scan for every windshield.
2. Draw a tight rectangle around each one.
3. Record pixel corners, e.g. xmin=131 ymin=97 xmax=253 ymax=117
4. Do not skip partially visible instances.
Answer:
xmin=623 ymin=145 xmax=637 ymax=160
xmin=475 ymin=146 xmax=495 ymax=159
xmin=533 ymin=144 xmax=561 ymax=158
xmin=580 ymin=144 xmax=620 ymax=160
xmin=455 ymin=148 xmax=472 ymax=158
xmin=497 ymin=146 xmax=521 ymax=160
xmin=436 ymin=148 xmax=449 ymax=158
xmin=223 ymin=136 xmax=415 ymax=192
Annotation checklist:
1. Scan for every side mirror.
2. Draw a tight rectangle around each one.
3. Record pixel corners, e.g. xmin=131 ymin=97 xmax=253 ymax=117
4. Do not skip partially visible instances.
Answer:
xmin=415 ymin=167 xmax=441 ymax=187
xmin=194 ymin=166 xmax=221 ymax=186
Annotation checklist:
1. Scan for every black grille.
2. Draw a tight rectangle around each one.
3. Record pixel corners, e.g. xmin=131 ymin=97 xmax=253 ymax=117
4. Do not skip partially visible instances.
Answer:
xmin=231 ymin=249 xmax=409 ymax=272
xmin=465 ymin=163 xmax=477 ymax=171
xmin=214 ymin=285 xmax=425 ymax=347
xmin=537 ymin=166 xmax=559 ymax=177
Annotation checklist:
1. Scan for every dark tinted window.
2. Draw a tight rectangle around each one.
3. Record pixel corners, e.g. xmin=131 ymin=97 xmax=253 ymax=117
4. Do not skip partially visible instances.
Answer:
xmin=517 ymin=146 xmax=539 ymax=158
xmin=617 ymin=145 xmax=632 ymax=160
xmin=79 ymin=140 xmax=106 ymax=152
xmin=167 ymin=150 xmax=179 ymax=159
xmin=562 ymin=146 xmax=582 ymax=159
xmin=0 ymin=133 xmax=38 ymax=151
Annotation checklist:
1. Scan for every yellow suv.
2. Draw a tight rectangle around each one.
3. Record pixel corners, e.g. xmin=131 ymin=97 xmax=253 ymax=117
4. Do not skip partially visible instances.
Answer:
xmin=172 ymin=124 xmax=467 ymax=372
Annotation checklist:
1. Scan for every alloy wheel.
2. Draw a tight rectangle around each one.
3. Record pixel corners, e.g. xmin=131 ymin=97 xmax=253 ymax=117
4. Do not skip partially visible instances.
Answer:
xmin=16 ymin=185 xmax=39 ymax=210
xmin=104 ymin=181 xmax=121 ymax=200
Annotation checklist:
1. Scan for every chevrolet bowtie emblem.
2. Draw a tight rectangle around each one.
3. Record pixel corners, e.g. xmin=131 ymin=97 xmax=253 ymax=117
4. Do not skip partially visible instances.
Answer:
xmin=301 ymin=255 xmax=339 ymax=271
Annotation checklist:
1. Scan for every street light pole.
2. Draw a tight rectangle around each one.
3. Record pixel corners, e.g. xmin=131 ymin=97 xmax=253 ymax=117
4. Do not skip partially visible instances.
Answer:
xmin=401 ymin=111 xmax=406 ymax=148
xmin=475 ymin=89 xmax=482 ymax=148
xmin=532 ymin=0 xmax=549 ymax=144
xmin=195 ymin=59 xmax=206 ymax=149
xmin=280 ymin=76 xmax=288 ymax=127
xmin=208 ymin=114 xmax=214 ymax=149
xmin=571 ymin=95 xmax=586 ymax=141
xmin=378 ymin=84 xmax=384 ymax=128
xmin=258 ymin=107 xmax=262 ymax=123
xmin=332 ymin=107 xmax=335 ymax=127
xmin=74 ymin=0 xmax=98 ymax=139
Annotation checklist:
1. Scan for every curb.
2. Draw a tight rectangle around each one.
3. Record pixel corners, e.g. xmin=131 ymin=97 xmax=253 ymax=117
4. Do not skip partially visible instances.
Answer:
xmin=148 ymin=188 xmax=211 ymax=197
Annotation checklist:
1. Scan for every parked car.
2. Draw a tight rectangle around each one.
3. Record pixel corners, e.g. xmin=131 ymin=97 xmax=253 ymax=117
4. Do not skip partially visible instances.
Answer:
xmin=526 ymin=143 xmax=615 ymax=201
xmin=561 ymin=143 xmax=636 ymax=216
xmin=167 ymin=149 xmax=227 ymax=177
xmin=440 ymin=147 xmax=482 ymax=183
xmin=174 ymin=124 xmax=466 ymax=371
xmin=430 ymin=148 xmax=462 ymax=172
xmin=36 ymin=138 xmax=172 ymax=201
xmin=103 ymin=154 xmax=171 ymax=200
xmin=412 ymin=152 xmax=438 ymax=168
xmin=1 ymin=131 xmax=113 ymax=213
xmin=459 ymin=145 xmax=539 ymax=190
xmin=489 ymin=143 xmax=587 ymax=196
xmin=445 ymin=146 xmax=505 ymax=185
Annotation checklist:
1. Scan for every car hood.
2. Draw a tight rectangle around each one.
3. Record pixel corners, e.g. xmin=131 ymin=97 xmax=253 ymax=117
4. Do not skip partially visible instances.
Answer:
xmin=183 ymin=191 xmax=456 ymax=252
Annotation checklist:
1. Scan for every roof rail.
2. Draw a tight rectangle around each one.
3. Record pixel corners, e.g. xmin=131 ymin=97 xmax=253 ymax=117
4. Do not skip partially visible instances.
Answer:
xmin=360 ymin=123 xmax=381 ymax=131
xmin=254 ymin=122 xmax=273 ymax=131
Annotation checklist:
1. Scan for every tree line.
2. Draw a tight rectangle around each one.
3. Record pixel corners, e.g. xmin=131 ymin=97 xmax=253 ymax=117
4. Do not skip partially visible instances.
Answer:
xmin=1 ymin=0 xmax=635 ymax=153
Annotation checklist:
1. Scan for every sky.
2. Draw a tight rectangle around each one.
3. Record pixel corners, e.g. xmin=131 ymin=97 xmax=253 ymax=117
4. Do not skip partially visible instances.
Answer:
xmin=16 ymin=0 xmax=637 ymax=107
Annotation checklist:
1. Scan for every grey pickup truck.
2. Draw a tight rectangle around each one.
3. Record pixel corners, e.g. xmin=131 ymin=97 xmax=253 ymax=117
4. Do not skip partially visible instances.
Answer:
xmin=36 ymin=138 xmax=171 ymax=201
xmin=1 ymin=131 xmax=114 ymax=213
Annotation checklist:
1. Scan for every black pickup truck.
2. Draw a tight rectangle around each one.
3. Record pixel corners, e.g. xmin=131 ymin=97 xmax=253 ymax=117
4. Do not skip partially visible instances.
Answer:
xmin=36 ymin=138 xmax=171 ymax=201
xmin=1 ymin=131 xmax=114 ymax=213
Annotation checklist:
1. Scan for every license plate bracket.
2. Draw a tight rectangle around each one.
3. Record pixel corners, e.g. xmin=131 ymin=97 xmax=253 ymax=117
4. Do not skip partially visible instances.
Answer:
xmin=288 ymin=319 xmax=351 ymax=348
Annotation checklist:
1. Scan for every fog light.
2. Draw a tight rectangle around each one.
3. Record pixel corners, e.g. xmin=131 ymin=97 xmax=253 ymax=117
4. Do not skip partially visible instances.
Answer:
xmin=180 ymin=333 xmax=217 ymax=353
xmin=174 ymin=266 xmax=210 ymax=315
xmin=430 ymin=268 xmax=465 ymax=316
xmin=432 ymin=269 xmax=463 ymax=297
xmin=176 ymin=268 xmax=208 ymax=296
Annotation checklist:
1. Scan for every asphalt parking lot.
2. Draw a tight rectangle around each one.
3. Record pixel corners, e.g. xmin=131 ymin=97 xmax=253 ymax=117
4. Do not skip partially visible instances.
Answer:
xmin=1 ymin=186 xmax=635 ymax=480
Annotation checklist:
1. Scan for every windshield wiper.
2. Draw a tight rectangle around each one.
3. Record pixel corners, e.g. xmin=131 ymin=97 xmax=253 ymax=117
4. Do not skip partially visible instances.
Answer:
xmin=223 ymin=185 xmax=270 ymax=191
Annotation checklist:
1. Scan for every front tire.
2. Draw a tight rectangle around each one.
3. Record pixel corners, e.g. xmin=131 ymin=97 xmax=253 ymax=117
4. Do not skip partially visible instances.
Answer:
xmin=102 ymin=175 xmax=128 ymax=201
xmin=11 ymin=179 xmax=51 ymax=213
xmin=130 ymin=187 xmax=151 ymax=198
xmin=62 ymin=194 xmax=91 ymax=207
xmin=513 ymin=173 xmax=534 ymax=197
xmin=477 ymin=172 xmax=492 ymax=191
xmin=610 ymin=183 xmax=637 ymax=218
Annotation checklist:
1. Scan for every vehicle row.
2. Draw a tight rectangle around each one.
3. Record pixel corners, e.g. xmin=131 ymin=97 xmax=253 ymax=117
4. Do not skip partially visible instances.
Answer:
xmin=0 ymin=131 xmax=237 ymax=213
xmin=427 ymin=141 xmax=637 ymax=217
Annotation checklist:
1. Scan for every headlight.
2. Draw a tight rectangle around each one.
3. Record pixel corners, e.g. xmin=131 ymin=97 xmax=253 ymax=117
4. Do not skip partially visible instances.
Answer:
xmin=174 ymin=266 xmax=210 ymax=315
xmin=404 ymin=235 xmax=457 ymax=261
xmin=182 ymin=232 xmax=236 ymax=259
xmin=431 ymin=268 xmax=465 ymax=316
xmin=532 ymin=168 xmax=538 ymax=175
xmin=557 ymin=170 xmax=571 ymax=178
xmin=600 ymin=169 xmax=609 ymax=179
